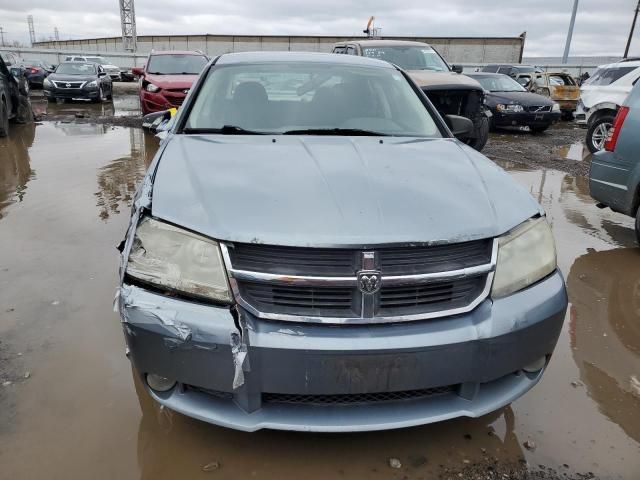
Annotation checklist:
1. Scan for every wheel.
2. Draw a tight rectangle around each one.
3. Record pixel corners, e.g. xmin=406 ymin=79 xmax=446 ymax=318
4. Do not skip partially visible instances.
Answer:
xmin=15 ymin=96 xmax=33 ymax=124
xmin=586 ymin=113 xmax=615 ymax=153
xmin=463 ymin=115 xmax=490 ymax=151
xmin=94 ymin=86 xmax=104 ymax=103
xmin=531 ymin=125 xmax=550 ymax=133
xmin=0 ymin=99 xmax=9 ymax=137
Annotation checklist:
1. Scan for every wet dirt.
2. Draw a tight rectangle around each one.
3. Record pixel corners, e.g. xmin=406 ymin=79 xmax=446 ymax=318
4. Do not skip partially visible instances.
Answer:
xmin=484 ymin=124 xmax=591 ymax=178
xmin=0 ymin=122 xmax=639 ymax=480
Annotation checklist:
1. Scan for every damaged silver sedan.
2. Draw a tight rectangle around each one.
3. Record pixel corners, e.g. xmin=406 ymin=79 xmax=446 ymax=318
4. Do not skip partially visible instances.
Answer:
xmin=116 ymin=52 xmax=567 ymax=432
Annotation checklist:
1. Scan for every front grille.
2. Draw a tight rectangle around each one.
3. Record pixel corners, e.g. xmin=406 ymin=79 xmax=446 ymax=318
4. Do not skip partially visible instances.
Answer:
xmin=226 ymin=239 xmax=494 ymax=322
xmin=527 ymin=105 xmax=552 ymax=113
xmin=229 ymin=244 xmax=356 ymax=275
xmin=52 ymin=81 xmax=85 ymax=89
xmin=240 ymin=282 xmax=357 ymax=317
xmin=378 ymin=277 xmax=486 ymax=316
xmin=263 ymin=385 xmax=456 ymax=406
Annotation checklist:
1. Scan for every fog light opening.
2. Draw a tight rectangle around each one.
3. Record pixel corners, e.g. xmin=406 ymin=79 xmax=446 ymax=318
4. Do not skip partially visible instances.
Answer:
xmin=146 ymin=373 xmax=176 ymax=392
xmin=522 ymin=356 xmax=547 ymax=374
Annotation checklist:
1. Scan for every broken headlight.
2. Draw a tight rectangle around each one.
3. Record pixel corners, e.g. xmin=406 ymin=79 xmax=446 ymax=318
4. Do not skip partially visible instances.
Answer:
xmin=126 ymin=217 xmax=232 ymax=303
xmin=491 ymin=217 xmax=557 ymax=298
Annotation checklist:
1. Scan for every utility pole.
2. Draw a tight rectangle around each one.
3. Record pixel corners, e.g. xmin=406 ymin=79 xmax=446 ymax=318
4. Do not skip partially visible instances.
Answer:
xmin=27 ymin=15 xmax=36 ymax=46
xmin=119 ymin=0 xmax=137 ymax=51
xmin=624 ymin=0 xmax=640 ymax=58
xmin=54 ymin=26 xmax=59 ymax=41
xmin=0 ymin=27 xmax=5 ymax=47
xmin=562 ymin=0 xmax=579 ymax=64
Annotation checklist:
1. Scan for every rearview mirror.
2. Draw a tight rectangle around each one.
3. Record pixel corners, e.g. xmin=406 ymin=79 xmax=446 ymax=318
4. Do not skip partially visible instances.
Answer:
xmin=445 ymin=115 xmax=474 ymax=138
xmin=451 ymin=64 xmax=463 ymax=74
xmin=132 ymin=66 xmax=144 ymax=76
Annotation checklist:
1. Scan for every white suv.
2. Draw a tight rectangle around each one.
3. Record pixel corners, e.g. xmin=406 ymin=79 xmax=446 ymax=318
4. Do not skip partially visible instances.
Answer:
xmin=64 ymin=55 xmax=121 ymax=81
xmin=576 ymin=59 xmax=640 ymax=152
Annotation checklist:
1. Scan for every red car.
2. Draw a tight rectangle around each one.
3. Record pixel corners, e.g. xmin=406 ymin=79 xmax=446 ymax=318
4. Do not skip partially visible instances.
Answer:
xmin=132 ymin=51 xmax=208 ymax=114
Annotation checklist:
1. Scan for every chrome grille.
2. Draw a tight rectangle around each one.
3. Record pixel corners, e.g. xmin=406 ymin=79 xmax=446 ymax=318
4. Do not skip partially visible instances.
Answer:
xmin=52 ymin=81 xmax=85 ymax=89
xmin=527 ymin=105 xmax=552 ymax=113
xmin=223 ymin=239 xmax=496 ymax=324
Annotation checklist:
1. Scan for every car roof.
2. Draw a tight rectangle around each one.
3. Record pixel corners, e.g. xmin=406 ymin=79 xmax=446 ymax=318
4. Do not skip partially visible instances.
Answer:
xmin=335 ymin=39 xmax=432 ymax=48
xmin=150 ymin=50 xmax=205 ymax=56
xmin=467 ymin=72 xmax=508 ymax=78
xmin=216 ymin=51 xmax=395 ymax=69
xmin=599 ymin=60 xmax=640 ymax=68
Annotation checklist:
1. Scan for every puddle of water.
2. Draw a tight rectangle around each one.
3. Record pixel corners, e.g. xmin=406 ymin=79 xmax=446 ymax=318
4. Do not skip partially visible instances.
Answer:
xmin=0 ymin=125 xmax=639 ymax=479
xmin=29 ymin=93 xmax=141 ymax=119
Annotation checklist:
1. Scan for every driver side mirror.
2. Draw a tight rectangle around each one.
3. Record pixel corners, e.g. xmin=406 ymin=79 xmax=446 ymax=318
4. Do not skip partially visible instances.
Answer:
xmin=451 ymin=64 xmax=463 ymax=74
xmin=142 ymin=109 xmax=175 ymax=133
xmin=445 ymin=115 xmax=474 ymax=139
xmin=132 ymin=66 xmax=144 ymax=76
xmin=98 ymin=72 xmax=107 ymax=77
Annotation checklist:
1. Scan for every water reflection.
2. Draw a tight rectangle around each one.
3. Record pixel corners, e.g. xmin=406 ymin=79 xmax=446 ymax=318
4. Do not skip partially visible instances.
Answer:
xmin=95 ymin=128 xmax=158 ymax=220
xmin=0 ymin=123 xmax=36 ymax=219
xmin=567 ymin=248 xmax=640 ymax=443
xmin=131 ymin=369 xmax=525 ymax=479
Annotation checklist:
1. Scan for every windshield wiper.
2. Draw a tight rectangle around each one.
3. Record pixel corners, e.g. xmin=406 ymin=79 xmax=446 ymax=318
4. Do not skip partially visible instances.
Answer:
xmin=182 ymin=125 xmax=269 ymax=135
xmin=282 ymin=128 xmax=390 ymax=136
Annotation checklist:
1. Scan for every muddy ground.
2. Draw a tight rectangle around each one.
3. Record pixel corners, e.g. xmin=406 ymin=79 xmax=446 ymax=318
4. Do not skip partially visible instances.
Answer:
xmin=0 ymin=93 xmax=638 ymax=480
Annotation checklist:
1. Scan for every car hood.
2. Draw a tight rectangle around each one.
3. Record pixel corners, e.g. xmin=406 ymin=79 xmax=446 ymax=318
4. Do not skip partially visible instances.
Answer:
xmin=579 ymin=84 xmax=631 ymax=109
xmin=407 ymin=71 xmax=483 ymax=91
xmin=48 ymin=74 xmax=97 ymax=82
xmin=144 ymin=73 xmax=198 ymax=89
xmin=151 ymin=136 xmax=541 ymax=247
xmin=486 ymin=91 xmax=554 ymax=106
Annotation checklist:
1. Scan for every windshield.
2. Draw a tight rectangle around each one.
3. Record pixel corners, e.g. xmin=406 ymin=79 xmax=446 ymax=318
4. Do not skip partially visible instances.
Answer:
xmin=361 ymin=46 xmax=449 ymax=72
xmin=55 ymin=63 xmax=96 ymax=75
xmin=147 ymin=54 xmax=208 ymax=75
xmin=584 ymin=66 xmax=637 ymax=86
xmin=86 ymin=57 xmax=107 ymax=65
xmin=474 ymin=75 xmax=525 ymax=92
xmin=184 ymin=62 xmax=441 ymax=137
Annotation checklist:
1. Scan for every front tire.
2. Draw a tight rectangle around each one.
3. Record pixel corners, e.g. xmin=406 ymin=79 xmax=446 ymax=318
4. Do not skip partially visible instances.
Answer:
xmin=586 ymin=113 xmax=615 ymax=153
xmin=464 ymin=115 xmax=490 ymax=151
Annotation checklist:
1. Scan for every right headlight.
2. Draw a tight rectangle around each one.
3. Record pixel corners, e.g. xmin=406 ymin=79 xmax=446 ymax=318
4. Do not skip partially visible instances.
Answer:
xmin=126 ymin=217 xmax=232 ymax=303
xmin=491 ymin=217 xmax=557 ymax=298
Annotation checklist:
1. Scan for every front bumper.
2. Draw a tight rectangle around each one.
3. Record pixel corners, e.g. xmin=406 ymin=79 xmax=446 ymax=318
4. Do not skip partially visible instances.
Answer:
xmin=120 ymin=271 xmax=567 ymax=432
xmin=140 ymin=90 xmax=185 ymax=113
xmin=493 ymin=110 xmax=561 ymax=128
xmin=555 ymin=100 xmax=578 ymax=112
xmin=44 ymin=86 xmax=99 ymax=100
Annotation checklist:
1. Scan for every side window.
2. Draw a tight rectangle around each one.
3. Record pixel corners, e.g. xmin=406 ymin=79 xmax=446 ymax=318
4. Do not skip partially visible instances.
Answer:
xmin=497 ymin=67 xmax=509 ymax=74
xmin=535 ymin=75 xmax=545 ymax=87
xmin=333 ymin=47 xmax=346 ymax=55
xmin=346 ymin=46 xmax=356 ymax=55
xmin=73 ymin=57 xmax=84 ymax=62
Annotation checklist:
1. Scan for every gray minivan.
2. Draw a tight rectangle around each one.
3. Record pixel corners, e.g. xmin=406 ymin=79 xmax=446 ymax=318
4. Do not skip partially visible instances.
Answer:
xmin=589 ymin=81 xmax=640 ymax=243
xmin=117 ymin=52 xmax=567 ymax=432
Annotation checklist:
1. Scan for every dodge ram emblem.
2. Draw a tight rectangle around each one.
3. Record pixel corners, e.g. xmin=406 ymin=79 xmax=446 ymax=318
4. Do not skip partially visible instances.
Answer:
xmin=358 ymin=271 xmax=381 ymax=294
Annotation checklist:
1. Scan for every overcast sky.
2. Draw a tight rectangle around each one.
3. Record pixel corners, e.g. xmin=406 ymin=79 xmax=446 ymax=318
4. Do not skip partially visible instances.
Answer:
xmin=1 ymin=0 xmax=639 ymax=57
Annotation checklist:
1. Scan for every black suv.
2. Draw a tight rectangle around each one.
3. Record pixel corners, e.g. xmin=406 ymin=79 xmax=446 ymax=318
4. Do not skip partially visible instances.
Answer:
xmin=0 ymin=53 xmax=31 ymax=137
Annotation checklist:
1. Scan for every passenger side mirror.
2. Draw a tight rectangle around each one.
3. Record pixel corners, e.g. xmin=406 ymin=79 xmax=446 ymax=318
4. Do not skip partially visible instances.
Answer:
xmin=98 ymin=72 xmax=107 ymax=77
xmin=142 ymin=109 xmax=175 ymax=133
xmin=451 ymin=64 xmax=463 ymax=74
xmin=132 ymin=66 xmax=144 ymax=76
xmin=445 ymin=115 xmax=474 ymax=138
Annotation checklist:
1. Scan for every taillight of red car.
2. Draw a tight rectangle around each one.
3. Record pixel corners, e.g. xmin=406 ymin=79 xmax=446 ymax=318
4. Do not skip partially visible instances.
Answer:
xmin=604 ymin=106 xmax=630 ymax=152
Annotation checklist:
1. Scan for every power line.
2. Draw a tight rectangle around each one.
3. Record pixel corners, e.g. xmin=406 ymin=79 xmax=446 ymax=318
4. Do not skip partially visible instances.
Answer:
xmin=624 ymin=0 xmax=640 ymax=58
